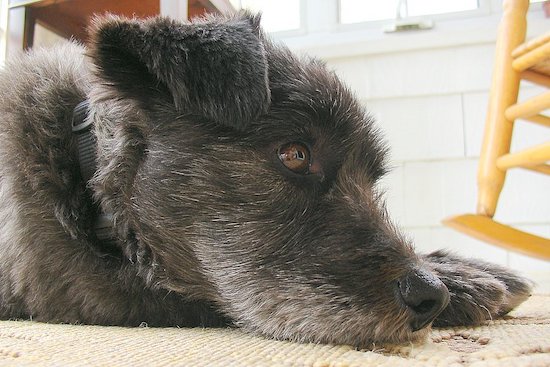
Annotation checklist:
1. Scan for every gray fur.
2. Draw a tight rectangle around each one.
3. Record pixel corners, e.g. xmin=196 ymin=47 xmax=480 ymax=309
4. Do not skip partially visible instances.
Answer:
xmin=0 ymin=13 xmax=531 ymax=348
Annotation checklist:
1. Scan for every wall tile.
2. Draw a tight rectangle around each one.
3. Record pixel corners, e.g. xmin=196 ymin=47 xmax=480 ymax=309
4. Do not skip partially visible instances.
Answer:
xmin=407 ymin=226 xmax=509 ymax=266
xmin=378 ymin=163 xmax=405 ymax=225
xmin=496 ymin=169 xmax=550 ymax=224
xmin=328 ymin=57 xmax=371 ymax=99
xmin=389 ymin=149 xmax=548 ymax=232
xmin=462 ymin=91 xmax=487 ymax=158
xmin=405 ymin=227 xmax=435 ymax=253
xmin=402 ymin=158 xmax=549 ymax=227
xmin=402 ymin=159 xmax=478 ymax=227
xmin=367 ymin=95 xmax=464 ymax=161
xmin=512 ymin=84 xmax=550 ymax=152
xmin=511 ymin=121 xmax=550 ymax=154
xmin=366 ymin=44 xmax=495 ymax=99
xmin=402 ymin=161 xmax=444 ymax=227
xmin=441 ymin=159 xmax=478 ymax=218
xmin=463 ymin=86 xmax=550 ymax=158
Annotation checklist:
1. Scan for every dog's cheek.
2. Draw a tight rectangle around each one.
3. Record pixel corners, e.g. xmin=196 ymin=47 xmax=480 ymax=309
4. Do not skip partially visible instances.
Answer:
xmin=203 ymin=263 xmax=415 ymax=347
xmin=127 ymin=132 xmax=416 ymax=346
xmin=188 ymin=221 xmax=416 ymax=347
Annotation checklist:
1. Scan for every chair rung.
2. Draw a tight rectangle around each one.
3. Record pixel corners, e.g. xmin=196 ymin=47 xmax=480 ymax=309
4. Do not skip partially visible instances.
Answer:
xmin=504 ymin=90 xmax=550 ymax=120
xmin=496 ymin=141 xmax=550 ymax=170
xmin=512 ymin=41 xmax=550 ymax=72
xmin=512 ymin=31 xmax=550 ymax=58
xmin=521 ymin=70 xmax=550 ymax=88
xmin=523 ymin=164 xmax=550 ymax=175
xmin=523 ymin=114 xmax=550 ymax=128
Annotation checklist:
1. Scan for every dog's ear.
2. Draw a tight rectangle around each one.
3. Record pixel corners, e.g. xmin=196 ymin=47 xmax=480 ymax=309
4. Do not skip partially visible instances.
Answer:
xmin=88 ymin=12 xmax=270 ymax=131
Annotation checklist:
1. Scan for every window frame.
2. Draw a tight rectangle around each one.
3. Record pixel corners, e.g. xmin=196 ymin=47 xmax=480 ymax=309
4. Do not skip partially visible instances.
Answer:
xmin=336 ymin=0 xmax=493 ymax=31
xmin=233 ymin=0 xmax=308 ymax=36
xmin=275 ymin=0 xmax=546 ymax=61
xmin=268 ymin=0 xmax=308 ymax=37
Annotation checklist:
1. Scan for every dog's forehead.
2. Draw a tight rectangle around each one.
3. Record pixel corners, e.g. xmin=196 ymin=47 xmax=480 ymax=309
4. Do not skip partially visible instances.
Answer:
xmin=266 ymin=45 xmax=365 ymax=131
xmin=262 ymin=43 xmax=387 ymax=180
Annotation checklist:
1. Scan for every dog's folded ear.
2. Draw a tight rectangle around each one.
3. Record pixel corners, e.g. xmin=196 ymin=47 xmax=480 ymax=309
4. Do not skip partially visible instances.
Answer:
xmin=88 ymin=12 xmax=270 ymax=131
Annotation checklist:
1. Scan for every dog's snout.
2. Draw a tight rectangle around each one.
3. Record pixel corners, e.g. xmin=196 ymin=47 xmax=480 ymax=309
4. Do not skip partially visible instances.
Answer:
xmin=398 ymin=269 xmax=450 ymax=332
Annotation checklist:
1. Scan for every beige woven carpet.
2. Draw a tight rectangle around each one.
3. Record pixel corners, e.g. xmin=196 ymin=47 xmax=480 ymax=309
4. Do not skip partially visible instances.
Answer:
xmin=0 ymin=295 xmax=548 ymax=367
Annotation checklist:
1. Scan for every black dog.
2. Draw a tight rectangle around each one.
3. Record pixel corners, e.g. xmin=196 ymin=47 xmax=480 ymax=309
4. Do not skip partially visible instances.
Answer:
xmin=0 ymin=12 xmax=531 ymax=348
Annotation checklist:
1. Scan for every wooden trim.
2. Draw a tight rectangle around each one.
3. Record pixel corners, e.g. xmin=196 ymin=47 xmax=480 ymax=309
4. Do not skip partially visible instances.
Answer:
xmin=32 ymin=7 xmax=85 ymax=41
xmin=11 ymin=0 xmax=235 ymax=50
xmin=8 ymin=0 xmax=47 ymax=8
xmin=20 ymin=0 xmax=160 ymax=45
xmin=22 ymin=6 xmax=34 ymax=49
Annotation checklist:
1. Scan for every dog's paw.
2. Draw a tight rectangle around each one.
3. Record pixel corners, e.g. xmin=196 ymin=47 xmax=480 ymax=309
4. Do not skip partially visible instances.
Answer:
xmin=422 ymin=251 xmax=532 ymax=327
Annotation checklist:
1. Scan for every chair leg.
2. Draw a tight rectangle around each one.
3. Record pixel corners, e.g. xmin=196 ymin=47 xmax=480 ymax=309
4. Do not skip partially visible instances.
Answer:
xmin=477 ymin=0 xmax=529 ymax=217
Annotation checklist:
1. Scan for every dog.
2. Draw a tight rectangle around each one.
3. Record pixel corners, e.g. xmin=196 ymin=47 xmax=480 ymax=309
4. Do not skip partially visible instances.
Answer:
xmin=0 ymin=12 xmax=532 ymax=348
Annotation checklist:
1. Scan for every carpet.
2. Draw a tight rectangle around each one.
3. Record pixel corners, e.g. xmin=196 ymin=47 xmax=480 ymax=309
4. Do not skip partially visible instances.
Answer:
xmin=0 ymin=295 xmax=548 ymax=366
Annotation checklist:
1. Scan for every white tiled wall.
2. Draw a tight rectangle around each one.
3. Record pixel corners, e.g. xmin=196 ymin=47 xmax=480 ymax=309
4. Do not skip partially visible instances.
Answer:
xmin=0 ymin=0 xmax=7 ymax=66
xmin=366 ymin=95 xmax=465 ymax=161
xmin=281 ymin=5 xmax=550 ymax=292
xmin=329 ymin=44 xmax=496 ymax=100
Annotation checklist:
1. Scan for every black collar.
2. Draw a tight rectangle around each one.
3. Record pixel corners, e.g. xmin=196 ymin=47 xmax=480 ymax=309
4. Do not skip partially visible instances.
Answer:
xmin=72 ymin=100 xmax=96 ymax=182
xmin=72 ymin=100 xmax=114 ymax=242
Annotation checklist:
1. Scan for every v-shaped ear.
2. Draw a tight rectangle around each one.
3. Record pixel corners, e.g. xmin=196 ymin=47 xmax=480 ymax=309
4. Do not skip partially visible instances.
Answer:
xmin=88 ymin=12 xmax=270 ymax=131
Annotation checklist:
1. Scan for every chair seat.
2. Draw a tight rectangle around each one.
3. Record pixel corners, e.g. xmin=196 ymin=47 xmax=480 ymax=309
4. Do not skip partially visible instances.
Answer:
xmin=444 ymin=214 xmax=550 ymax=260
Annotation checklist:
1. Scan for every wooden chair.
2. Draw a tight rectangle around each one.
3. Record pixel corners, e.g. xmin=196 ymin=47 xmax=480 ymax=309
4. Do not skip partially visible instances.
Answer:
xmin=444 ymin=0 xmax=550 ymax=260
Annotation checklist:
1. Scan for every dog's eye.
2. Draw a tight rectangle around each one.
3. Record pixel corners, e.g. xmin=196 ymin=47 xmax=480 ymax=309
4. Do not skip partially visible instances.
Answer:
xmin=278 ymin=142 xmax=311 ymax=174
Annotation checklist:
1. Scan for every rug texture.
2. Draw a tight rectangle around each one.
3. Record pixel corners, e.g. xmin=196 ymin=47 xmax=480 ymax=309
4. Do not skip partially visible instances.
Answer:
xmin=0 ymin=294 xmax=548 ymax=366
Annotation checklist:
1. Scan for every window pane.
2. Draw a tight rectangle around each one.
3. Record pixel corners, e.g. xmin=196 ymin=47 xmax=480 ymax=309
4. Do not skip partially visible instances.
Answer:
xmin=407 ymin=0 xmax=478 ymax=17
xmin=340 ymin=0 xmax=399 ymax=23
xmin=234 ymin=0 xmax=301 ymax=33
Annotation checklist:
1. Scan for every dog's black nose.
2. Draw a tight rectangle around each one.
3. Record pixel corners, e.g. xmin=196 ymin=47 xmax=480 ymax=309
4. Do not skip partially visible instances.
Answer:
xmin=398 ymin=269 xmax=450 ymax=332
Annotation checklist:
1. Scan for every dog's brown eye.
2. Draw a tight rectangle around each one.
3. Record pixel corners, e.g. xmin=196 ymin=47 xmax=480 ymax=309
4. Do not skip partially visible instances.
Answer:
xmin=278 ymin=142 xmax=310 ymax=174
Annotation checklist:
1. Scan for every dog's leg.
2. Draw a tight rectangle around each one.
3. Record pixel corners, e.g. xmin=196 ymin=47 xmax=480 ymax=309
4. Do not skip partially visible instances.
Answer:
xmin=421 ymin=251 xmax=532 ymax=327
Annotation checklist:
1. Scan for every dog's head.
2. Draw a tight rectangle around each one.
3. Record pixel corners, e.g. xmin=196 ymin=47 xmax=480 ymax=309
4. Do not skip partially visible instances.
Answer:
xmin=87 ymin=12 xmax=449 ymax=347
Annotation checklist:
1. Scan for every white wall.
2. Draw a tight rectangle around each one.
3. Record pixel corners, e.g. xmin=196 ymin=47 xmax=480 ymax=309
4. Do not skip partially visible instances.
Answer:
xmin=276 ymin=1 xmax=550 ymax=291
xmin=0 ymin=0 xmax=7 ymax=65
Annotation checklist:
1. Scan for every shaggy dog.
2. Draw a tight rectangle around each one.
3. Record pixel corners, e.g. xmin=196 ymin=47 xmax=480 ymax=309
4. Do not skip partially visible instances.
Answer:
xmin=0 ymin=12 xmax=531 ymax=348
